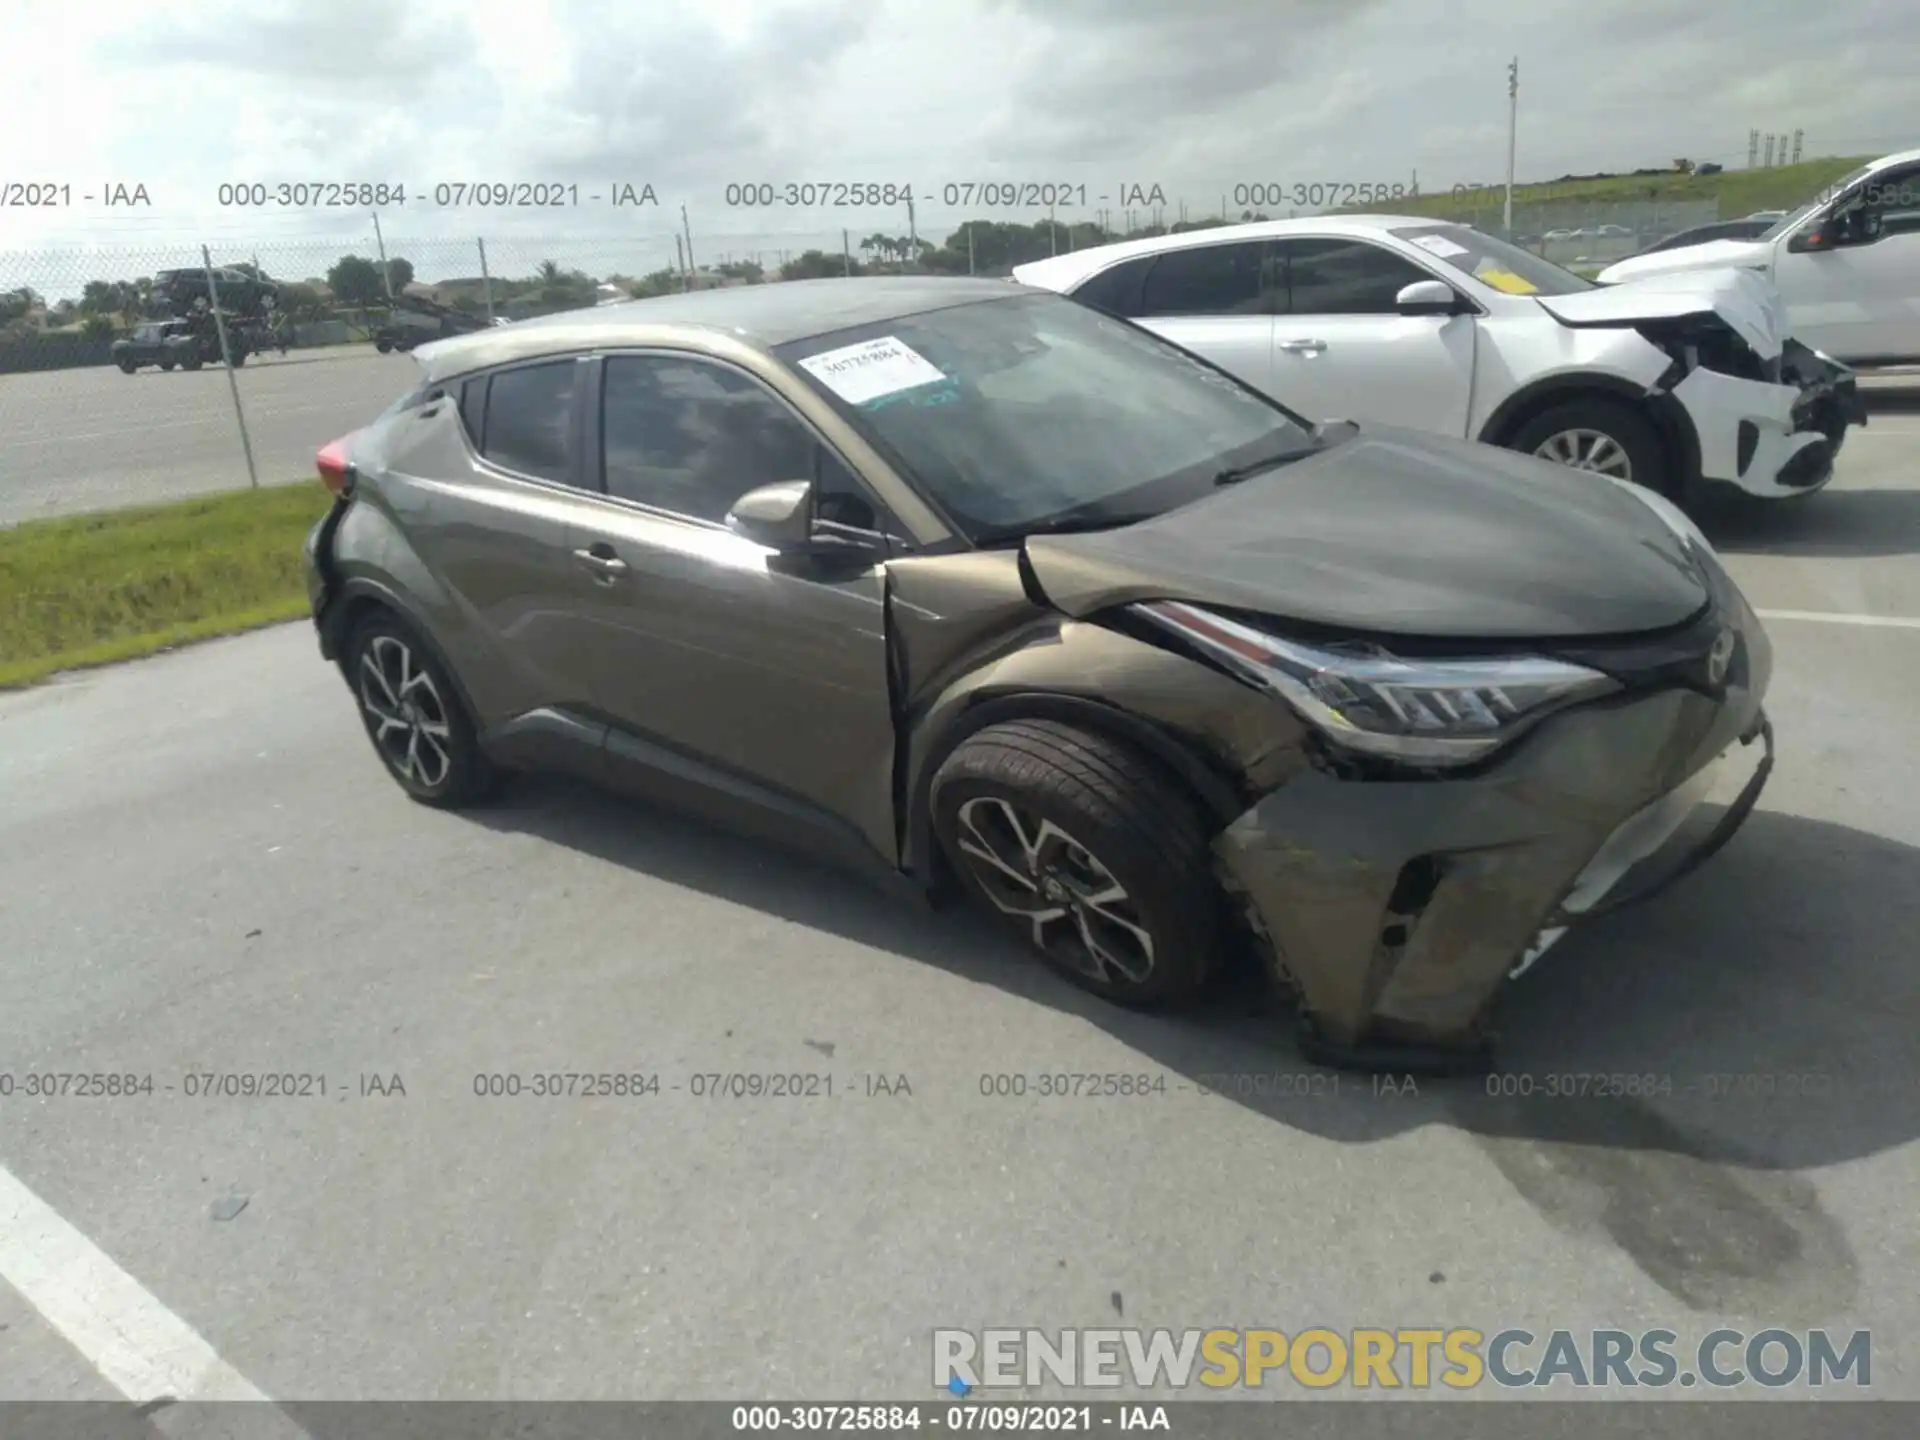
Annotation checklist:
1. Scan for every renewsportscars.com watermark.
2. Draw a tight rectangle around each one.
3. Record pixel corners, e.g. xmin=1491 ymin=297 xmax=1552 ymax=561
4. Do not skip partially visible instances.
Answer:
xmin=933 ymin=1327 xmax=1872 ymax=1392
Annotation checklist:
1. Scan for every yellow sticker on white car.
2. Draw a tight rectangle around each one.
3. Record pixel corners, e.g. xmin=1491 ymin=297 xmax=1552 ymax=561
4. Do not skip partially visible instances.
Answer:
xmin=1476 ymin=267 xmax=1541 ymax=295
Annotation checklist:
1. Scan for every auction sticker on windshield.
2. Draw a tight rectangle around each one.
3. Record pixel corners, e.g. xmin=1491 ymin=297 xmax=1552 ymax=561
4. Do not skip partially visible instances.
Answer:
xmin=798 ymin=335 xmax=947 ymax=406
xmin=1476 ymin=267 xmax=1541 ymax=295
xmin=1408 ymin=233 xmax=1470 ymax=259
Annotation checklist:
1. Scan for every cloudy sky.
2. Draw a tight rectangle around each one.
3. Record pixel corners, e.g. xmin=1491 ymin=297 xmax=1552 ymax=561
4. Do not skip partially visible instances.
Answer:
xmin=1 ymin=0 xmax=1915 ymax=282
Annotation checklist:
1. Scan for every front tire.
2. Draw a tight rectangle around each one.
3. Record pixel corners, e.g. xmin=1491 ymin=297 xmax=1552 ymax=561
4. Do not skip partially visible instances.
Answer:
xmin=375 ymin=338 xmax=393 ymax=354
xmin=117 ymin=359 xmax=136 ymax=374
xmin=1507 ymin=396 xmax=1671 ymax=498
xmin=930 ymin=720 xmax=1221 ymax=1009
xmin=345 ymin=612 xmax=498 ymax=808
xmin=159 ymin=359 xmax=176 ymax=371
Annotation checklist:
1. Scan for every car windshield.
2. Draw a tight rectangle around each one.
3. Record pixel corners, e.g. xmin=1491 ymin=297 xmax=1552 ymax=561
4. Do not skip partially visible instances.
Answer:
xmin=1762 ymin=164 xmax=1876 ymax=241
xmin=134 ymin=325 xmax=164 ymax=340
xmin=1388 ymin=224 xmax=1595 ymax=296
xmin=775 ymin=292 xmax=1316 ymax=541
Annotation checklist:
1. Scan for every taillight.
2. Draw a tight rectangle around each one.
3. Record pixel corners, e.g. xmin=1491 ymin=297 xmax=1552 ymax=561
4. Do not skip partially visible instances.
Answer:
xmin=316 ymin=434 xmax=357 ymax=496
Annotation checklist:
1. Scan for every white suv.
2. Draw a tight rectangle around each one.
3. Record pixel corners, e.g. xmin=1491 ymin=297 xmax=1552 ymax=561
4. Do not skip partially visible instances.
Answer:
xmin=1599 ymin=148 xmax=1920 ymax=365
xmin=1013 ymin=215 xmax=1864 ymax=507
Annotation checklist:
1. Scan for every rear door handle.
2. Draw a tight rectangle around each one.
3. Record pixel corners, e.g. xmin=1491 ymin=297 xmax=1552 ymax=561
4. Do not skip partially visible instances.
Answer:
xmin=572 ymin=544 xmax=629 ymax=581
xmin=1278 ymin=338 xmax=1328 ymax=354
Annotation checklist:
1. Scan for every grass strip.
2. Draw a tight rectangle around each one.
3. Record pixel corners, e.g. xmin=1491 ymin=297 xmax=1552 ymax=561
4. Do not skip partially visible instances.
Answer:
xmin=0 ymin=483 xmax=332 ymax=689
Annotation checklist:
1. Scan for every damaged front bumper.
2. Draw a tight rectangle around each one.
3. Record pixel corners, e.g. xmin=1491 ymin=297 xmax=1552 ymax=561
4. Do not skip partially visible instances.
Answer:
xmin=1211 ymin=585 xmax=1771 ymax=1068
xmin=1671 ymin=340 xmax=1865 ymax=499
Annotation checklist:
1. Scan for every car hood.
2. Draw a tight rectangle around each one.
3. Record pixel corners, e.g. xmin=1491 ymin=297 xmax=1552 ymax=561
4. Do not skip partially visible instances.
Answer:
xmin=1535 ymin=264 xmax=1787 ymax=359
xmin=1596 ymin=238 xmax=1773 ymax=285
xmin=1022 ymin=427 xmax=1708 ymax=641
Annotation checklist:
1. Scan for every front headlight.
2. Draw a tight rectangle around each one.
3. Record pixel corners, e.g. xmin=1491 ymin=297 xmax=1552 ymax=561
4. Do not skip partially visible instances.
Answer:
xmin=1135 ymin=601 xmax=1619 ymax=767
xmin=1602 ymin=476 xmax=1716 ymax=558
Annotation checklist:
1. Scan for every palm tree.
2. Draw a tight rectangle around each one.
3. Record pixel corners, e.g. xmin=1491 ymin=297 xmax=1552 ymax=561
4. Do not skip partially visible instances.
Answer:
xmin=537 ymin=259 xmax=562 ymax=284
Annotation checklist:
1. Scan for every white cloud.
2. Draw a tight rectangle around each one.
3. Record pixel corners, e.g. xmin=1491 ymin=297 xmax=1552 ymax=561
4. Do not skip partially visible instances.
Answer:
xmin=0 ymin=0 xmax=1913 ymax=271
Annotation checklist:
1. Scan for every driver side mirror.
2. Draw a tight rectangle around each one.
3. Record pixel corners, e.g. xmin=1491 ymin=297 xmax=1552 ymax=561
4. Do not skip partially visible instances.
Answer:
xmin=1396 ymin=279 xmax=1467 ymax=316
xmin=726 ymin=479 xmax=881 ymax=558
xmin=726 ymin=479 xmax=815 ymax=549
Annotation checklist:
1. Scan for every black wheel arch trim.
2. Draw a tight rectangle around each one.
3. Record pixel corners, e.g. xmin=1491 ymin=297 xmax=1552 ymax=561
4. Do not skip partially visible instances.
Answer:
xmin=1476 ymin=372 xmax=1702 ymax=495
xmin=903 ymin=692 xmax=1248 ymax=881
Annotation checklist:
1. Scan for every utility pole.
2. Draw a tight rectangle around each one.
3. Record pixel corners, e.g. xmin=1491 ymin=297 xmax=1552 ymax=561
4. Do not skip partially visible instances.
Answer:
xmin=371 ymin=212 xmax=394 ymax=299
xmin=681 ymin=204 xmax=696 ymax=282
xmin=1503 ymin=58 xmax=1518 ymax=238
xmin=906 ymin=192 xmax=919 ymax=271
xmin=843 ymin=228 xmax=852 ymax=276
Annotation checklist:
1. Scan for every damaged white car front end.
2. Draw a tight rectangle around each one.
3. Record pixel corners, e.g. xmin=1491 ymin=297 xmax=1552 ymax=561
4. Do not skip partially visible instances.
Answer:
xmin=1533 ymin=268 xmax=1866 ymax=500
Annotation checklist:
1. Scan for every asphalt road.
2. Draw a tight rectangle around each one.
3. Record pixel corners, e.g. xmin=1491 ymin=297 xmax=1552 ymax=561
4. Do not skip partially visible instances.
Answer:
xmin=0 ymin=346 xmax=415 ymax=527
xmin=2 ymin=412 xmax=1919 ymax=1413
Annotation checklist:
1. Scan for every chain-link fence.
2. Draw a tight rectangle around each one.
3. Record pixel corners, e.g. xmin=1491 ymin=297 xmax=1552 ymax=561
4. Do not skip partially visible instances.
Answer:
xmin=0 ymin=198 xmax=1734 ymax=523
xmin=1422 ymin=190 xmax=1725 ymax=267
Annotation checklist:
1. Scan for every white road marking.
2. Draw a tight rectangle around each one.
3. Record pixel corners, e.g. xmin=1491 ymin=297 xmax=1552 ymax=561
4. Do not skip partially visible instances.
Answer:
xmin=1756 ymin=609 xmax=1920 ymax=630
xmin=0 ymin=1165 xmax=312 ymax=1434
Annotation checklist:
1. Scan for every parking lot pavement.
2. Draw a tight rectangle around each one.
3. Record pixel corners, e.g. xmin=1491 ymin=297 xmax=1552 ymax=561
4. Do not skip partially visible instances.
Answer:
xmin=1 ymin=420 xmax=1917 ymax=1407
xmin=0 ymin=346 xmax=412 ymax=527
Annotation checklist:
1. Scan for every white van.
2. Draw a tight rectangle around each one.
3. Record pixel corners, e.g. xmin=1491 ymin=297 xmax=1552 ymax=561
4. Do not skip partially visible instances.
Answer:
xmin=1599 ymin=148 xmax=1920 ymax=365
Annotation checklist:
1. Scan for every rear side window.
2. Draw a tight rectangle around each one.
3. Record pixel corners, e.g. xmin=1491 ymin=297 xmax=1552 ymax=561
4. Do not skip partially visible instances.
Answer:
xmin=1137 ymin=241 xmax=1277 ymax=317
xmin=479 ymin=360 xmax=577 ymax=482
xmin=1071 ymin=256 xmax=1152 ymax=317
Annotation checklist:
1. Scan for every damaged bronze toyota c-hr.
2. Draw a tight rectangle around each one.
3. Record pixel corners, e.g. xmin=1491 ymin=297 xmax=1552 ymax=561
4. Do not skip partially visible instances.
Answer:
xmin=301 ymin=277 xmax=1774 ymax=1071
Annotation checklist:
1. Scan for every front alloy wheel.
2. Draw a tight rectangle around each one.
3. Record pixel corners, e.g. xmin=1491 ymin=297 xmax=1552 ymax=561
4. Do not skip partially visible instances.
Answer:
xmin=347 ymin=615 xmax=497 ymax=807
xmin=953 ymin=796 xmax=1156 ymax=986
xmin=1509 ymin=396 xmax=1670 ymax=497
xmin=930 ymin=720 xmax=1221 ymax=1008
xmin=1533 ymin=427 xmax=1631 ymax=480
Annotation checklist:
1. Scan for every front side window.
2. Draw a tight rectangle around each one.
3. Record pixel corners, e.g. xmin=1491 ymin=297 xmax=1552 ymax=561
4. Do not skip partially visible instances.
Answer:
xmin=478 ymin=359 xmax=577 ymax=483
xmin=600 ymin=355 xmax=820 ymax=523
xmin=777 ymin=292 xmax=1314 ymax=542
xmin=1279 ymin=238 xmax=1437 ymax=314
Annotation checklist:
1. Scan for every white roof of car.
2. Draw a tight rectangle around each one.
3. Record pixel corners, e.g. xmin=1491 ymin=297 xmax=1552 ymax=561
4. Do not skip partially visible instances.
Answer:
xmin=1011 ymin=213 xmax=1448 ymax=292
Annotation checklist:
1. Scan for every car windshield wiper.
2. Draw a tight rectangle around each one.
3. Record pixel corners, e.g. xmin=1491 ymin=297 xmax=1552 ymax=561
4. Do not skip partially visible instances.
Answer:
xmin=972 ymin=511 xmax=1161 ymax=547
xmin=1212 ymin=439 xmax=1323 ymax=487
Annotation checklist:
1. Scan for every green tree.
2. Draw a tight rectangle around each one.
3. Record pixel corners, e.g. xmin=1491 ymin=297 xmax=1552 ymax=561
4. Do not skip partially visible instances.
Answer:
xmin=779 ymin=249 xmax=846 ymax=281
xmin=81 ymin=313 xmax=117 ymax=340
xmin=629 ymin=267 xmax=684 ymax=298
xmin=327 ymin=255 xmax=386 ymax=305
xmin=386 ymin=257 xmax=415 ymax=292
xmin=80 ymin=280 xmax=121 ymax=315
xmin=275 ymin=282 xmax=328 ymax=323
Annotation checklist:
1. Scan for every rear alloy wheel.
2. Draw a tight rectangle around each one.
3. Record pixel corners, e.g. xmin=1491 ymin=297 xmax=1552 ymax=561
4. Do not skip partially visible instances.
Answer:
xmin=346 ymin=614 xmax=498 ymax=808
xmin=931 ymin=720 xmax=1220 ymax=1009
xmin=1508 ymin=397 xmax=1670 ymax=497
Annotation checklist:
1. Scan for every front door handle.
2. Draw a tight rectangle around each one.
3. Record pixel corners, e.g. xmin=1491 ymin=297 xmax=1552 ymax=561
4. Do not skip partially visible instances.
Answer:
xmin=572 ymin=544 xmax=629 ymax=581
xmin=1278 ymin=338 xmax=1328 ymax=354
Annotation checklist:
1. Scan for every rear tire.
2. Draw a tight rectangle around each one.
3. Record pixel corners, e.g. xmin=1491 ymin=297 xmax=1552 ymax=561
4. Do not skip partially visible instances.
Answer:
xmin=344 ymin=611 xmax=499 ymax=809
xmin=159 ymin=359 xmax=175 ymax=371
xmin=930 ymin=720 xmax=1221 ymax=1009
xmin=375 ymin=338 xmax=393 ymax=354
xmin=1507 ymin=396 xmax=1672 ymax=498
xmin=117 ymin=359 xmax=136 ymax=374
